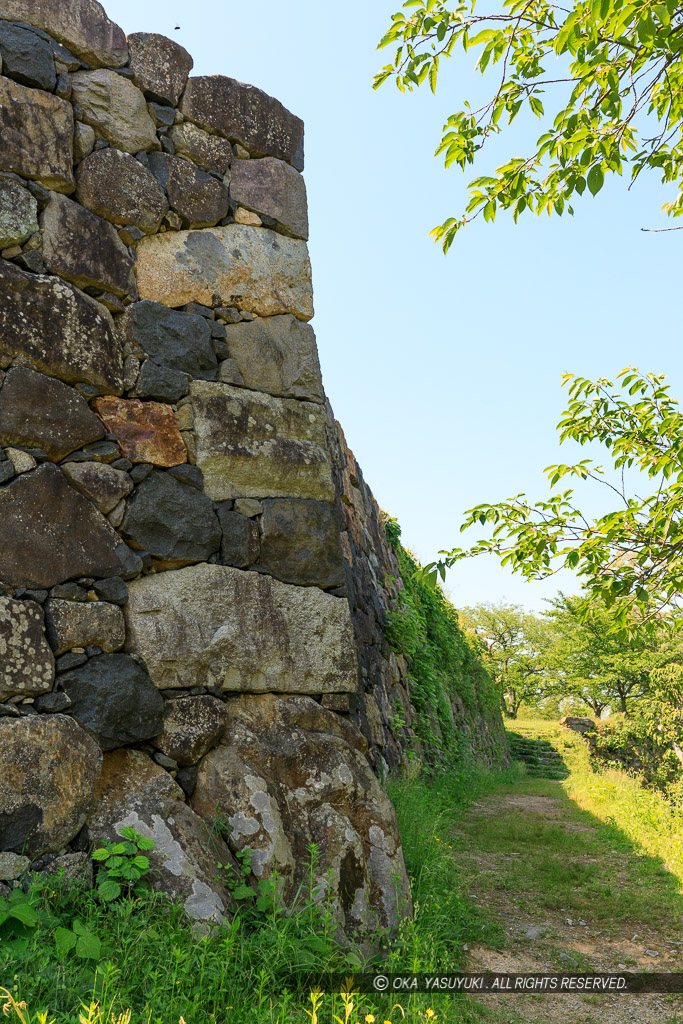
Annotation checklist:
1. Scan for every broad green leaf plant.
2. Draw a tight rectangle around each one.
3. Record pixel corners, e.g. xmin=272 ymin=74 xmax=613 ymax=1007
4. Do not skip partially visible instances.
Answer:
xmin=375 ymin=0 xmax=683 ymax=249
xmin=425 ymin=369 xmax=683 ymax=631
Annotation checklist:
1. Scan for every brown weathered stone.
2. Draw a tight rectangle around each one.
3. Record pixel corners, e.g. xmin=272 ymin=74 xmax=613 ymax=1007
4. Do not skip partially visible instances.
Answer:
xmin=0 ymin=464 xmax=126 ymax=589
xmin=191 ymin=695 xmax=412 ymax=940
xmin=134 ymin=225 xmax=313 ymax=319
xmin=61 ymin=461 xmax=133 ymax=513
xmin=76 ymin=149 xmax=168 ymax=235
xmin=0 ymin=366 xmax=105 ymax=461
xmin=230 ymin=158 xmax=308 ymax=239
xmin=257 ymin=499 xmax=346 ymax=589
xmin=73 ymin=121 xmax=96 ymax=164
xmin=92 ymin=397 xmax=187 ymax=467
xmin=190 ymin=381 xmax=333 ymax=500
xmin=124 ymin=563 xmax=358 ymax=694
xmin=148 ymin=153 xmax=229 ymax=228
xmin=45 ymin=599 xmax=125 ymax=656
xmin=0 ymin=596 xmax=54 ymax=699
xmin=222 ymin=315 xmax=323 ymax=401
xmin=0 ymin=714 xmax=102 ymax=856
xmin=180 ymin=76 xmax=304 ymax=170
xmin=40 ymin=193 xmax=137 ymax=300
xmin=152 ymin=695 xmax=228 ymax=766
xmin=0 ymin=262 xmax=123 ymax=394
xmin=0 ymin=0 xmax=128 ymax=68
xmin=0 ymin=75 xmax=74 ymax=193
xmin=89 ymin=748 xmax=233 ymax=921
xmin=168 ymin=122 xmax=232 ymax=175
xmin=71 ymin=70 xmax=158 ymax=154
xmin=127 ymin=32 xmax=193 ymax=107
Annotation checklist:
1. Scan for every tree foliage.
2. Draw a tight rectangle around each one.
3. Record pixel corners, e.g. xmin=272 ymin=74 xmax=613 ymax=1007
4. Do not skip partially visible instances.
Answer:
xmin=543 ymin=593 xmax=670 ymax=714
xmin=427 ymin=369 xmax=683 ymax=632
xmin=459 ymin=602 xmax=552 ymax=716
xmin=375 ymin=0 xmax=683 ymax=249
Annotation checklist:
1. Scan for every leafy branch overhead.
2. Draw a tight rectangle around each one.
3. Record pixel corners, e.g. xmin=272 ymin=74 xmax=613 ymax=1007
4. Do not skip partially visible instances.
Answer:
xmin=375 ymin=0 xmax=683 ymax=248
xmin=424 ymin=369 xmax=683 ymax=630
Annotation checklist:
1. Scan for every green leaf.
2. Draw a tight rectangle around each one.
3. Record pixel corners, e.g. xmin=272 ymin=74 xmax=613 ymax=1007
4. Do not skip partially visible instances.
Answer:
xmin=9 ymin=903 xmax=38 ymax=927
xmin=75 ymin=928 xmax=102 ymax=961
xmin=135 ymin=836 xmax=155 ymax=851
xmin=587 ymin=164 xmax=604 ymax=195
xmin=91 ymin=848 xmax=110 ymax=861
xmin=97 ymin=878 xmax=121 ymax=902
xmin=231 ymin=884 xmax=255 ymax=900
xmin=55 ymin=927 xmax=78 ymax=957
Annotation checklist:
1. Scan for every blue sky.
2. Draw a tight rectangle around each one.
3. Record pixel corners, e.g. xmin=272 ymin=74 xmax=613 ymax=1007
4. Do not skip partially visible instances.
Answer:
xmin=107 ymin=0 xmax=682 ymax=612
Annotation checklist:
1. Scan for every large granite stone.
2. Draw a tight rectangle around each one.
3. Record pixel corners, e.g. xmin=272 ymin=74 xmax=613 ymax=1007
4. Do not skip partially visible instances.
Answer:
xmin=71 ymin=70 xmax=158 ymax=154
xmin=191 ymin=695 xmax=411 ymax=941
xmin=148 ymin=152 xmax=229 ymax=229
xmin=0 ymin=21 xmax=55 ymax=91
xmin=180 ymin=76 xmax=304 ymax=170
xmin=0 ymin=464 xmax=126 ymax=589
xmin=124 ymin=563 xmax=358 ymax=694
xmin=61 ymin=461 xmax=133 ymax=514
xmin=0 ymin=0 xmax=128 ymax=68
xmin=120 ymin=301 xmax=216 ymax=380
xmin=0 ymin=366 xmax=104 ymax=461
xmin=222 ymin=315 xmax=323 ymax=402
xmin=190 ymin=381 xmax=334 ymax=501
xmin=134 ymin=225 xmax=313 ymax=320
xmin=45 ymin=599 xmax=125 ymax=656
xmin=0 ymin=262 xmax=123 ymax=394
xmin=0 ymin=180 xmax=37 ymax=249
xmin=40 ymin=193 xmax=137 ymax=300
xmin=0 ymin=596 xmax=54 ymax=699
xmin=93 ymin=397 xmax=187 ymax=467
xmin=127 ymin=32 xmax=193 ymax=106
xmin=152 ymin=695 xmax=227 ymax=766
xmin=60 ymin=654 xmax=164 ymax=751
xmin=76 ymin=149 xmax=168 ymax=235
xmin=230 ymin=158 xmax=308 ymax=240
xmin=0 ymin=715 xmax=102 ymax=856
xmin=0 ymin=75 xmax=74 ymax=193
xmin=89 ymin=748 xmax=232 ymax=921
xmin=257 ymin=499 xmax=345 ymax=589
xmin=121 ymin=471 xmax=220 ymax=566
xmin=168 ymin=122 xmax=232 ymax=175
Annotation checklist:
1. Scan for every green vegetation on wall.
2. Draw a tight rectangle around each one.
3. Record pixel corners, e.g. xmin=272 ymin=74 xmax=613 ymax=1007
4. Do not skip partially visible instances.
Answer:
xmin=384 ymin=518 xmax=505 ymax=766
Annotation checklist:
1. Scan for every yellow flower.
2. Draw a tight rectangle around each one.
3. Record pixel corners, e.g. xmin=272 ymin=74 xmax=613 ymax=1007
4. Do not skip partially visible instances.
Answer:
xmin=426 ymin=1011 xmax=436 ymax=1019
xmin=366 ymin=1017 xmax=376 ymax=1023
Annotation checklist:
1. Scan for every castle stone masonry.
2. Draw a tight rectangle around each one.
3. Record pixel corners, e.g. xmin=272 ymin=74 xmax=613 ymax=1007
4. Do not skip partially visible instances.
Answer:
xmin=0 ymin=0 xmax=416 ymax=941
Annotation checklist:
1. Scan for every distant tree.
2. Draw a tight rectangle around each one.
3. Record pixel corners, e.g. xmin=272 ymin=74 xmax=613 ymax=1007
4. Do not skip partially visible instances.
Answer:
xmin=459 ymin=602 xmax=553 ymax=716
xmin=543 ymin=593 xmax=666 ymax=715
xmin=376 ymin=0 xmax=683 ymax=249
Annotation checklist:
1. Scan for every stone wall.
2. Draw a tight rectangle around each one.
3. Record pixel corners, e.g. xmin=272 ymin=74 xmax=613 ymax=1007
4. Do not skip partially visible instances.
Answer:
xmin=0 ymin=0 xmax=413 ymax=942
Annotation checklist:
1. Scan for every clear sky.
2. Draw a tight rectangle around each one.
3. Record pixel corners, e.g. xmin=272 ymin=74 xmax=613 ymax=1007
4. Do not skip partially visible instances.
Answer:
xmin=106 ymin=0 xmax=682 ymax=613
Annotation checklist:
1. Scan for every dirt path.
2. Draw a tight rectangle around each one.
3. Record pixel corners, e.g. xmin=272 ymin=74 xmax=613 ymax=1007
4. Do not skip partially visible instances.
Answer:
xmin=453 ymin=784 xmax=683 ymax=1024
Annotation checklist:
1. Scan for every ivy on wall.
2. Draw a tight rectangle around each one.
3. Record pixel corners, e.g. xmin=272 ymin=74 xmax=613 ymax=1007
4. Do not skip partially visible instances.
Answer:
xmin=384 ymin=518 xmax=505 ymax=766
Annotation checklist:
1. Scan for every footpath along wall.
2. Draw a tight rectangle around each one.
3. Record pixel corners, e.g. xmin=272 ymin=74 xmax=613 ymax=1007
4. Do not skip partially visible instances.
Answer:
xmin=0 ymin=0 xmax=503 ymax=940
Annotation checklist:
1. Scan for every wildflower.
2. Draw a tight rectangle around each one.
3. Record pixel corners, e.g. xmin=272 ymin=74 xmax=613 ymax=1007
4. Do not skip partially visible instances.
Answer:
xmin=366 ymin=1017 xmax=376 ymax=1023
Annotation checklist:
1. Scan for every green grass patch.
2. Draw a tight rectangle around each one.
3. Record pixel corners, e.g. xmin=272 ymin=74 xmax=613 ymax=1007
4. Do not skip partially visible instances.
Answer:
xmin=1 ymin=762 xmax=521 ymax=1024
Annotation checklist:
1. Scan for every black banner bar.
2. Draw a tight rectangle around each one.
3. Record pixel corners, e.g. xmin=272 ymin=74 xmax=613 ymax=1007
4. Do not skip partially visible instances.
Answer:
xmin=288 ymin=972 xmax=683 ymax=995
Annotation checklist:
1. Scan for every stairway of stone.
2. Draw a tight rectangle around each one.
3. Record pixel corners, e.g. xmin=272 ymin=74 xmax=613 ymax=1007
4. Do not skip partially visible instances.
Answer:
xmin=507 ymin=731 xmax=570 ymax=779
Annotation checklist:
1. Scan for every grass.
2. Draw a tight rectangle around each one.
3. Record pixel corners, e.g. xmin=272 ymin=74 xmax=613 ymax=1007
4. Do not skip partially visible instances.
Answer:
xmin=1 ymin=761 xmax=520 ymax=1024
xmin=4 ymin=721 xmax=683 ymax=1023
